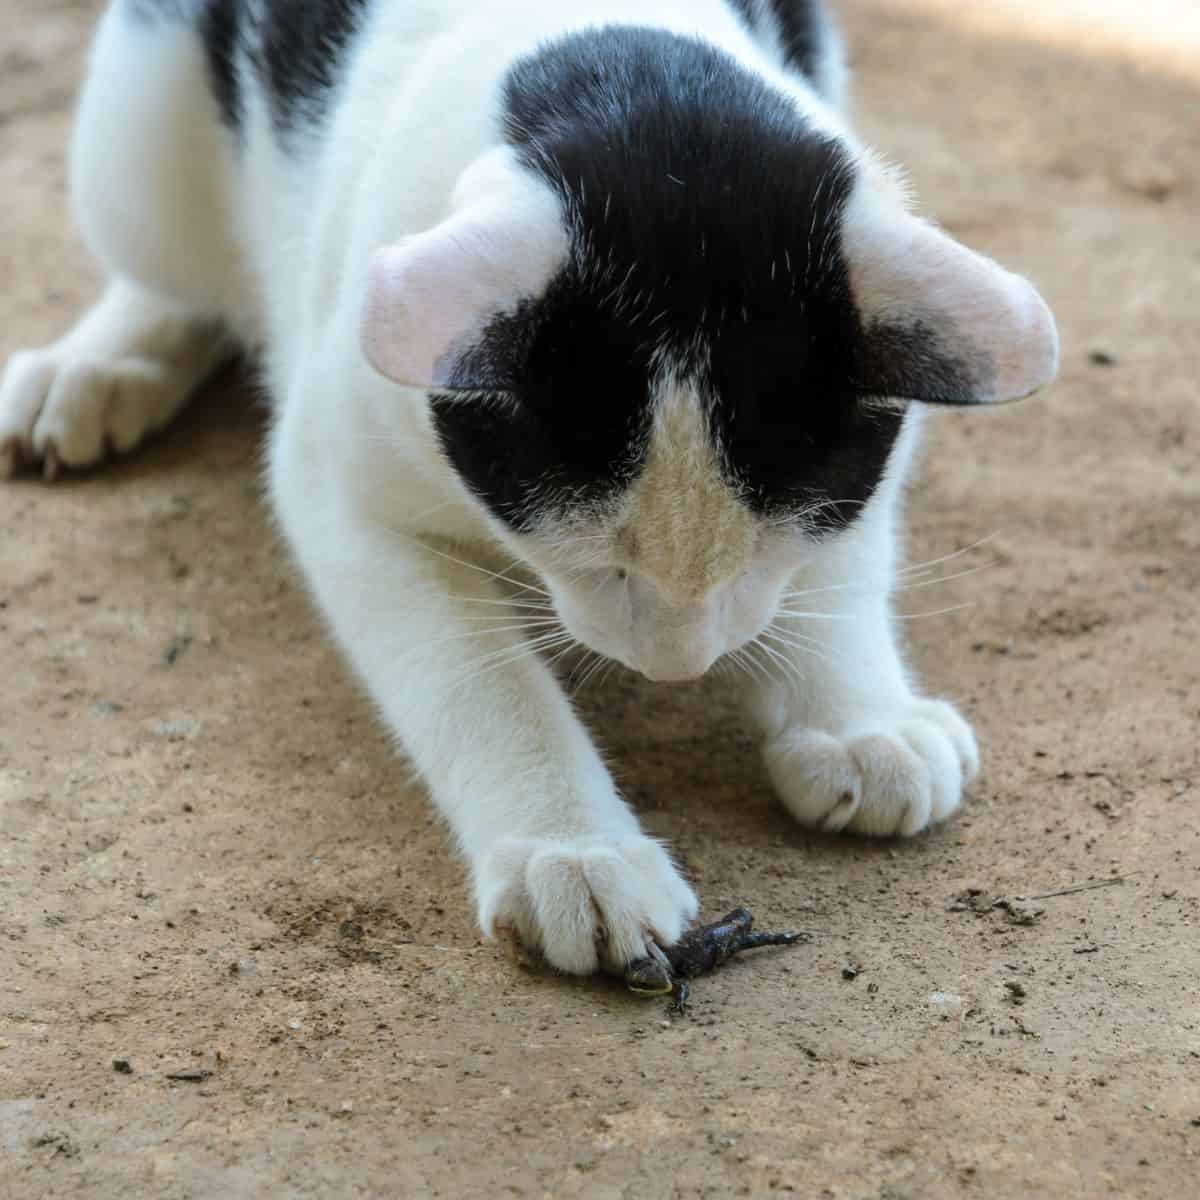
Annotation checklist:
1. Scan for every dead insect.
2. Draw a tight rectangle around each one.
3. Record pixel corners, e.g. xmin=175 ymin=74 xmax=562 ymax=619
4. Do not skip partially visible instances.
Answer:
xmin=624 ymin=908 xmax=805 ymax=1011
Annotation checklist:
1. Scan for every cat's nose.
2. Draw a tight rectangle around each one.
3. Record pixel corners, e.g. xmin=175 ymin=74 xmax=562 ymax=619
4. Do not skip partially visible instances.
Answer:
xmin=627 ymin=573 xmax=722 ymax=681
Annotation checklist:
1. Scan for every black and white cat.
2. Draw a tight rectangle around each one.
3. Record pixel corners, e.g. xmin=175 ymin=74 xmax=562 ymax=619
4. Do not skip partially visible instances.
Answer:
xmin=0 ymin=1 xmax=1057 ymax=976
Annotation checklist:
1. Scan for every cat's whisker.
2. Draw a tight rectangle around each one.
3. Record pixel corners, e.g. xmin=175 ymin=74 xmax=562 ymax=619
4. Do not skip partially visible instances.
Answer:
xmin=378 ymin=622 xmax=571 ymax=683
xmin=780 ymin=580 xmax=873 ymax=601
xmin=380 ymin=527 xmax=552 ymax=597
xmin=777 ymin=557 xmax=994 ymax=607
xmin=728 ymin=644 xmax=769 ymax=684
xmin=792 ymin=497 xmax=868 ymax=525
xmin=396 ymin=499 xmax=461 ymax=526
xmin=494 ymin=553 xmax=552 ymax=597
xmin=773 ymin=609 xmax=856 ymax=621
xmin=595 ymin=658 xmax=623 ymax=689
xmin=722 ymin=652 xmax=746 ymax=683
xmin=898 ymin=532 xmax=1000 ymax=577
xmin=444 ymin=632 xmax=579 ymax=698
xmin=544 ymin=640 xmax=582 ymax=674
xmin=765 ymin=500 xmax=857 ymax=530
xmin=462 ymin=627 xmax=573 ymax=665
xmin=721 ymin=655 xmax=749 ymax=685
xmin=445 ymin=594 xmax=556 ymax=613
xmin=570 ymin=650 xmax=609 ymax=692
xmin=759 ymin=626 xmax=840 ymax=673
xmin=453 ymin=615 xmax=563 ymax=625
xmin=446 ymin=629 xmax=576 ymax=682
xmin=895 ymin=564 xmax=991 ymax=592
xmin=763 ymin=623 xmax=825 ymax=646
xmin=747 ymin=638 xmax=805 ymax=693
xmin=894 ymin=602 xmax=976 ymax=621
xmin=586 ymin=653 xmax=616 ymax=689
xmin=557 ymin=547 xmax=614 ymax=579
xmin=567 ymin=647 xmax=597 ymax=686
xmin=539 ymin=535 xmax=611 ymax=567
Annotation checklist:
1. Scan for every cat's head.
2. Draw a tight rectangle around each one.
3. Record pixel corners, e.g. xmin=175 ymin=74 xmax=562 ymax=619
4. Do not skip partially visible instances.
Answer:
xmin=361 ymin=31 xmax=1057 ymax=681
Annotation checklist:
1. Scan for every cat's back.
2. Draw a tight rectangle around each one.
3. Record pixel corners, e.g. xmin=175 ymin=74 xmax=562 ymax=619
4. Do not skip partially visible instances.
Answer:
xmin=120 ymin=0 xmax=845 ymax=365
xmin=130 ymin=0 xmax=839 ymax=164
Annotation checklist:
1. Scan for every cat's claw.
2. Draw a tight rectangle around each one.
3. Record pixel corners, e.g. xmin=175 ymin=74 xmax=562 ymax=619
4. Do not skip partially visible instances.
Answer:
xmin=475 ymin=832 xmax=699 ymax=976
xmin=764 ymin=698 xmax=978 ymax=837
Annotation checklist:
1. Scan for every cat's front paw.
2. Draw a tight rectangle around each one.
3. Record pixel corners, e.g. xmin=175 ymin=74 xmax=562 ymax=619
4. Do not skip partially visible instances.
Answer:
xmin=475 ymin=833 xmax=699 ymax=975
xmin=0 ymin=345 xmax=189 ymax=478
xmin=764 ymin=699 xmax=979 ymax=837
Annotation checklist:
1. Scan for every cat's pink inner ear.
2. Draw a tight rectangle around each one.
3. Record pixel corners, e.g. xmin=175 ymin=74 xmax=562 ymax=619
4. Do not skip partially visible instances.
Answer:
xmin=361 ymin=206 xmax=568 ymax=390
xmin=845 ymin=206 xmax=1059 ymax=404
xmin=363 ymin=233 xmax=480 ymax=389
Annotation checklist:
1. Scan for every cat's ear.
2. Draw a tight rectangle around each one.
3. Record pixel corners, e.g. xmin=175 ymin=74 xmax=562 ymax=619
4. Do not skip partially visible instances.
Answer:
xmin=361 ymin=167 xmax=566 ymax=390
xmin=843 ymin=196 xmax=1058 ymax=405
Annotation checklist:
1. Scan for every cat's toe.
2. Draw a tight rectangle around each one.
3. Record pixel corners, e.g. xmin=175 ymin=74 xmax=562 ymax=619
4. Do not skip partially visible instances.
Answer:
xmin=765 ymin=699 xmax=978 ymax=837
xmin=0 ymin=350 xmax=57 ymax=475
xmin=475 ymin=832 xmax=699 ymax=976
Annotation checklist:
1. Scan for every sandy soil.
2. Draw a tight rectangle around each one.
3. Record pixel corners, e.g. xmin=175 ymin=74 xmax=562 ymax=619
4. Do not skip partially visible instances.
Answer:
xmin=2 ymin=2 xmax=1198 ymax=1197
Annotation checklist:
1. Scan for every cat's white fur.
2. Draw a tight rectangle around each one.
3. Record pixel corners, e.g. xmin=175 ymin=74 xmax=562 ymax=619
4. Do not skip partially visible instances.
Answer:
xmin=0 ymin=0 xmax=1055 ymax=974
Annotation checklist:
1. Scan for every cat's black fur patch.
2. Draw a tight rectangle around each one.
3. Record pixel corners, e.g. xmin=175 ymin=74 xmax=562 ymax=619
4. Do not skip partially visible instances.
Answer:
xmin=726 ymin=0 xmax=834 ymax=91
xmin=248 ymin=0 xmax=370 ymax=139
xmin=432 ymin=26 xmax=903 ymax=533
xmin=200 ymin=0 xmax=244 ymax=130
xmin=150 ymin=0 xmax=370 ymax=139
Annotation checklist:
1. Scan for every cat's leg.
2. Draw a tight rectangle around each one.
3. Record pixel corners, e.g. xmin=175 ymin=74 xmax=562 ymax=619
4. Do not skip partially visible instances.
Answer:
xmin=748 ymin=472 xmax=979 ymax=837
xmin=0 ymin=283 xmax=227 ymax=478
xmin=270 ymin=410 xmax=698 ymax=973
xmin=1 ymin=3 xmax=243 ymax=477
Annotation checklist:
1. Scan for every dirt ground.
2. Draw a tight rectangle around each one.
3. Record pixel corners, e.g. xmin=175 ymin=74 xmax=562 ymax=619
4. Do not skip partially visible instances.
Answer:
xmin=2 ymin=2 xmax=1198 ymax=1197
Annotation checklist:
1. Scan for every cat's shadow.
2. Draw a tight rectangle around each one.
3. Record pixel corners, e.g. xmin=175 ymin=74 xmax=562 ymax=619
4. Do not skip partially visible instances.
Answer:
xmin=572 ymin=657 xmax=898 ymax=867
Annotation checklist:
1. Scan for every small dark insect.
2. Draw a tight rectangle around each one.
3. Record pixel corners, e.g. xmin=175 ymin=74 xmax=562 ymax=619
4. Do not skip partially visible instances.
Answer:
xmin=624 ymin=908 xmax=804 ymax=1011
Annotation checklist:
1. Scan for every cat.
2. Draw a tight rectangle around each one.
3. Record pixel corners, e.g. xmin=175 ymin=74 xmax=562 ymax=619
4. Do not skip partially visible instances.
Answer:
xmin=0 ymin=0 xmax=1057 ymax=977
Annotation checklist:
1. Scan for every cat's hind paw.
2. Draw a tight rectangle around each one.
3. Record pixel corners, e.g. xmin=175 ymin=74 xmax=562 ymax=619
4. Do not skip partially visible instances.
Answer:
xmin=475 ymin=833 xmax=699 ymax=976
xmin=764 ymin=699 xmax=978 ymax=837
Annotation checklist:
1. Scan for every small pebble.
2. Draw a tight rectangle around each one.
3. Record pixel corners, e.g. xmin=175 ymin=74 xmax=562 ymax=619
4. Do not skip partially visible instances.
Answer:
xmin=112 ymin=1059 xmax=133 ymax=1074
